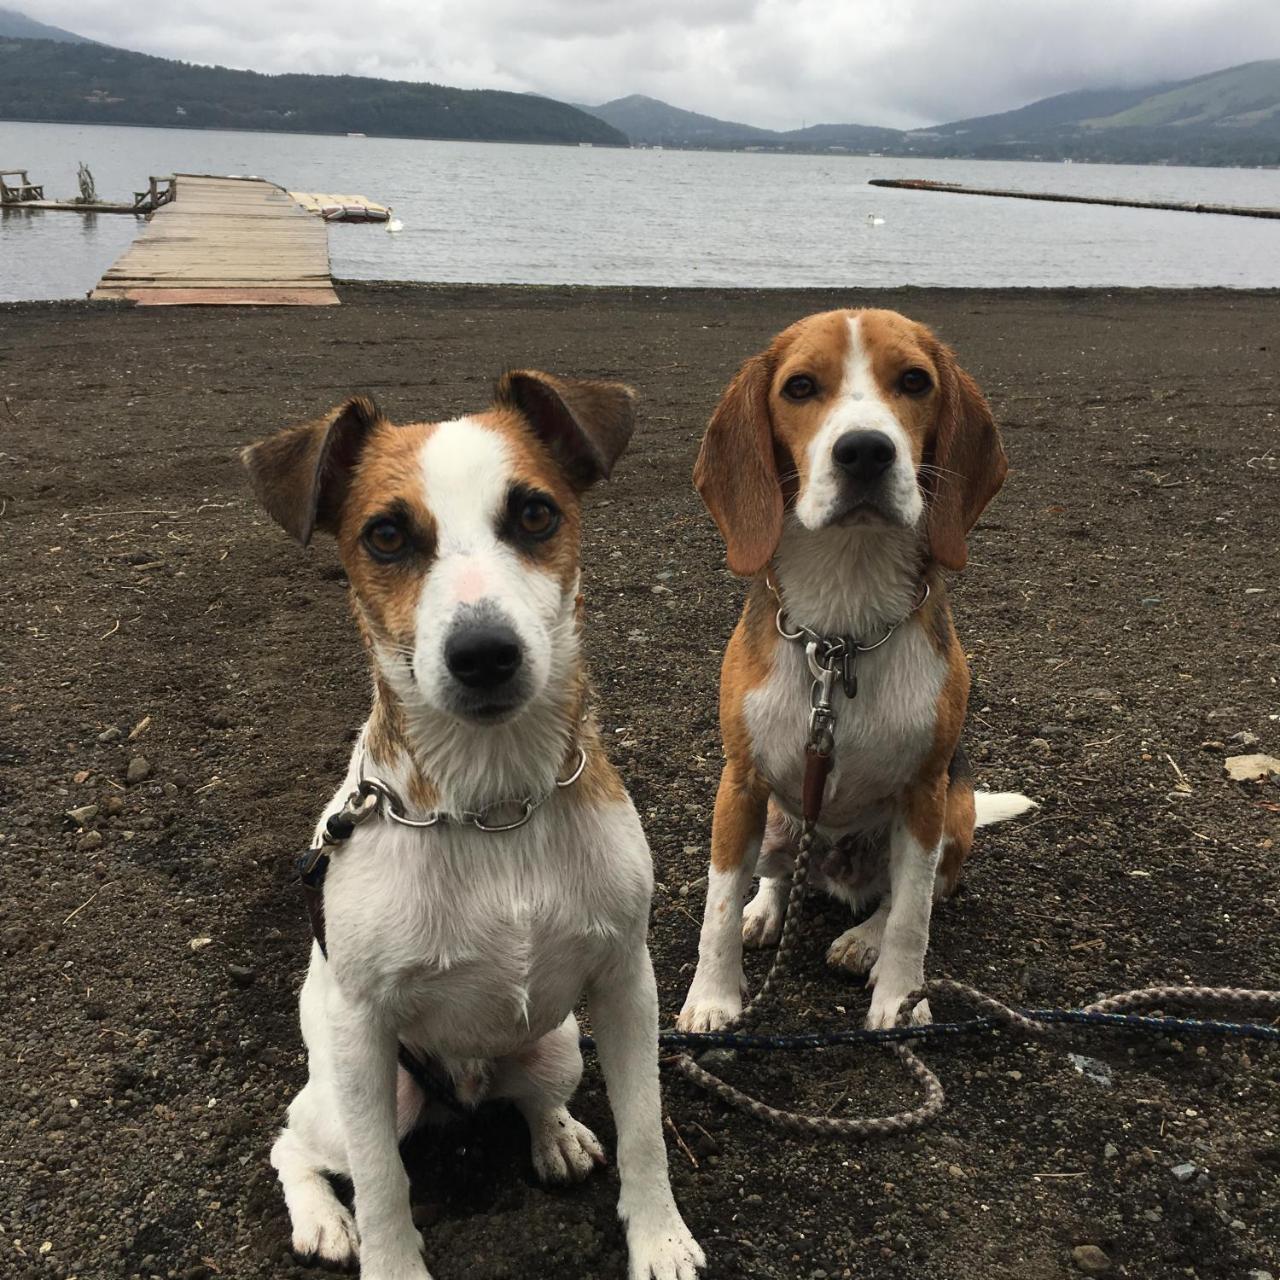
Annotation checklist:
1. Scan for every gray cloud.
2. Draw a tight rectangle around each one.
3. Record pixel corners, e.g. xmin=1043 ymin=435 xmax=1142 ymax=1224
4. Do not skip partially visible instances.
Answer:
xmin=23 ymin=0 xmax=1280 ymax=129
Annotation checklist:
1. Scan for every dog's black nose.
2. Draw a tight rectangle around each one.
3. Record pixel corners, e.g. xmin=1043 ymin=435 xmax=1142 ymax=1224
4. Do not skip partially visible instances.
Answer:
xmin=832 ymin=430 xmax=896 ymax=483
xmin=445 ymin=624 xmax=523 ymax=690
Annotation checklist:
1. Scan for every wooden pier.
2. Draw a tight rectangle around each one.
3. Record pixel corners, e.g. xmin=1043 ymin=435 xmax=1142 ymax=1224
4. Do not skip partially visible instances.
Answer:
xmin=867 ymin=178 xmax=1280 ymax=220
xmin=91 ymin=174 xmax=339 ymax=306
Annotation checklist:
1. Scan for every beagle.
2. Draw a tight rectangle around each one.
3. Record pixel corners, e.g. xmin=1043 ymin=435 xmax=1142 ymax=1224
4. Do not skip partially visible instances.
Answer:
xmin=243 ymin=374 xmax=703 ymax=1280
xmin=677 ymin=309 xmax=1033 ymax=1035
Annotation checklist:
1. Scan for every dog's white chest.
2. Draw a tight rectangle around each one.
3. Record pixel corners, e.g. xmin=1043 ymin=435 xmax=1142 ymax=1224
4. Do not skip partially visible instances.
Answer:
xmin=322 ymin=803 xmax=645 ymax=1057
xmin=744 ymin=627 xmax=946 ymax=830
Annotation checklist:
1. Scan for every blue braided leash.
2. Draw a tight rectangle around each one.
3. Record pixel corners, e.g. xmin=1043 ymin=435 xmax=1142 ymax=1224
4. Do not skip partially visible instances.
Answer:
xmin=578 ymin=984 xmax=1278 ymax=1137
xmin=578 ymin=1004 xmax=1280 ymax=1053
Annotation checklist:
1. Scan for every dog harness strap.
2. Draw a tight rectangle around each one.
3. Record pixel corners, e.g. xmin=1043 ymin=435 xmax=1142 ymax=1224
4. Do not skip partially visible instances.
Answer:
xmin=296 ymin=845 xmax=331 ymax=955
xmin=396 ymin=1044 xmax=468 ymax=1118
xmin=294 ymin=783 xmax=384 ymax=957
xmin=301 ymin=879 xmax=328 ymax=955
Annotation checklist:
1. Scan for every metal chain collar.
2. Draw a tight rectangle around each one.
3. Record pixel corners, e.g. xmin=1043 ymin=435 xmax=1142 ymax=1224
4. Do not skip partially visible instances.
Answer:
xmin=309 ymin=744 xmax=588 ymax=864
xmin=774 ymin=578 xmax=930 ymax=716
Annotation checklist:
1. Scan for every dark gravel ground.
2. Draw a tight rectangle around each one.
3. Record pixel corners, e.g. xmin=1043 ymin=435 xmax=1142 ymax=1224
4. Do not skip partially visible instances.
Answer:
xmin=0 ymin=283 xmax=1277 ymax=1280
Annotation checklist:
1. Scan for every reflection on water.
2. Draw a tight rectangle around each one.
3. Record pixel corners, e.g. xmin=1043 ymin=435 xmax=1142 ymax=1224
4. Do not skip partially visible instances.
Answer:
xmin=2 ymin=119 xmax=1279 ymax=301
xmin=3 ymin=203 xmax=143 ymax=302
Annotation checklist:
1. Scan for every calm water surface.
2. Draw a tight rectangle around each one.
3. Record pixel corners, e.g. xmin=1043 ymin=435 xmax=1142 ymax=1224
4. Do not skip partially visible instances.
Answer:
xmin=2 ymin=120 xmax=1280 ymax=301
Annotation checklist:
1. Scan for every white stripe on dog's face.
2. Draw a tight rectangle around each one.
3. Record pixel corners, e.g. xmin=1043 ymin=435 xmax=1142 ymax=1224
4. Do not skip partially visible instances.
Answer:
xmin=794 ymin=314 xmax=925 ymax=531
xmin=407 ymin=418 xmax=568 ymax=721
xmin=419 ymin=418 xmax=514 ymax=608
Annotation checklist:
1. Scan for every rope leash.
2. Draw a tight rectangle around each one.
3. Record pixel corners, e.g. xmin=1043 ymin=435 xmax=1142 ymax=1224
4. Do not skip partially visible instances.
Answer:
xmin=602 ymin=816 xmax=1279 ymax=1139
xmin=667 ymin=816 xmax=962 ymax=1139
xmin=650 ymin=977 xmax=1280 ymax=1138
xmin=637 ymin=842 xmax=1280 ymax=1139
xmin=672 ymin=819 xmax=995 ymax=1138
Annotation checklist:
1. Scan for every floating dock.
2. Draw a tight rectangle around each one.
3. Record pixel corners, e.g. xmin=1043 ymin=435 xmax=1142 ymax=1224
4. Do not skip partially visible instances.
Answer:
xmin=290 ymin=191 xmax=391 ymax=222
xmin=91 ymin=174 xmax=339 ymax=306
xmin=867 ymin=178 xmax=1280 ymax=220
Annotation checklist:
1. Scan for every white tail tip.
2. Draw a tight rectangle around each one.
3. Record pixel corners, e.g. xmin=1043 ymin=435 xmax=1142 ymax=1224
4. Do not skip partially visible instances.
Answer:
xmin=973 ymin=791 xmax=1037 ymax=827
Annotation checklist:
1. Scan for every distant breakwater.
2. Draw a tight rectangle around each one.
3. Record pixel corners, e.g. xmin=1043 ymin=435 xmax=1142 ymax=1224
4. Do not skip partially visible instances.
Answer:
xmin=869 ymin=177 xmax=1280 ymax=220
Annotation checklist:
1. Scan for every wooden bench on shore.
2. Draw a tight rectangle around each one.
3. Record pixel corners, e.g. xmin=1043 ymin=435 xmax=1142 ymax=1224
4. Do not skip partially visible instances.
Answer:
xmin=0 ymin=169 xmax=44 ymax=203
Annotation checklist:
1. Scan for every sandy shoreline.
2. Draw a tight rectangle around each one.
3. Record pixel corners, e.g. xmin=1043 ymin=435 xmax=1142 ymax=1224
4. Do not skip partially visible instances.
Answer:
xmin=1 ymin=283 xmax=1277 ymax=1280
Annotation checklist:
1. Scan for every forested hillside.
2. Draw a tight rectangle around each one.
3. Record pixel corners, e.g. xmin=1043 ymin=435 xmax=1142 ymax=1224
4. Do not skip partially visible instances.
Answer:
xmin=0 ymin=37 xmax=627 ymax=145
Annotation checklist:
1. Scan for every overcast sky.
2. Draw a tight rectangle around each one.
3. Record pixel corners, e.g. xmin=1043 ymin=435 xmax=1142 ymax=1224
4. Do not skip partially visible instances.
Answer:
xmin=22 ymin=0 xmax=1280 ymax=129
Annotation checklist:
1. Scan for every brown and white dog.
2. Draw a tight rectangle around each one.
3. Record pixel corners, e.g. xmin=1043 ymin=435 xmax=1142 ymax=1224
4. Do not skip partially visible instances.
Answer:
xmin=243 ymin=374 xmax=703 ymax=1280
xmin=677 ymin=309 xmax=1033 ymax=1034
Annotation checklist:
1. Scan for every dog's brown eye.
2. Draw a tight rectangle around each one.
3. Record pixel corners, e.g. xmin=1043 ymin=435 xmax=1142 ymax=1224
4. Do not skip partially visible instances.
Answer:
xmin=363 ymin=518 xmax=407 ymax=561
xmin=519 ymin=498 xmax=559 ymax=539
xmin=900 ymin=367 xmax=932 ymax=396
xmin=782 ymin=374 xmax=817 ymax=401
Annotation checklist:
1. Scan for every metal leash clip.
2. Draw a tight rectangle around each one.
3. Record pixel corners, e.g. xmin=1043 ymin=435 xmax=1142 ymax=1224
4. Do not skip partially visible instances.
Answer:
xmin=321 ymin=783 xmax=383 ymax=846
xmin=297 ymin=782 xmax=382 ymax=888
xmin=805 ymin=640 xmax=838 ymax=756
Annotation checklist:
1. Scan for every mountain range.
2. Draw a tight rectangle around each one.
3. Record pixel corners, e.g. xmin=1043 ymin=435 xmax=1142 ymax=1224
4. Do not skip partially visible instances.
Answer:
xmin=584 ymin=61 xmax=1280 ymax=165
xmin=583 ymin=95 xmax=901 ymax=154
xmin=1 ymin=3 xmax=1277 ymax=165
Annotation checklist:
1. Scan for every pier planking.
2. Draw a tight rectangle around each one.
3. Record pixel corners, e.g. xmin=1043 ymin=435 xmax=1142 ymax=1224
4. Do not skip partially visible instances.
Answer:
xmin=91 ymin=174 xmax=339 ymax=306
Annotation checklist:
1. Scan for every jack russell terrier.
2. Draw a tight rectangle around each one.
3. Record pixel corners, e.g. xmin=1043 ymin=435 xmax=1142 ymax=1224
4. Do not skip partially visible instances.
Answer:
xmin=677 ymin=308 xmax=1033 ymax=1036
xmin=243 ymin=373 xmax=703 ymax=1280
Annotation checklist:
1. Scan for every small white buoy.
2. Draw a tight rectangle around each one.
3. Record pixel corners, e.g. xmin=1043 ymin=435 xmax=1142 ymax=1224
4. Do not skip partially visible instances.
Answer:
xmin=386 ymin=218 xmax=403 ymax=233
xmin=866 ymin=213 xmax=885 ymax=226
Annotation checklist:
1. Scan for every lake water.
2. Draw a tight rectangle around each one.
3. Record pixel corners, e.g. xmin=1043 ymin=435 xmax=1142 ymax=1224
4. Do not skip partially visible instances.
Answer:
xmin=2 ymin=119 xmax=1280 ymax=302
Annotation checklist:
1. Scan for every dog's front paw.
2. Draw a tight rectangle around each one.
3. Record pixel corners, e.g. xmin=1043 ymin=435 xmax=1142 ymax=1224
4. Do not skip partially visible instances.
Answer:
xmin=626 ymin=1209 xmax=705 ymax=1280
xmin=289 ymin=1187 xmax=360 ymax=1269
xmin=359 ymin=1241 xmax=432 ymax=1280
xmin=865 ymin=964 xmax=931 ymax=1030
xmin=529 ymin=1106 xmax=607 ymax=1184
xmin=676 ymin=988 xmax=741 ymax=1033
xmin=825 ymin=924 xmax=881 ymax=975
xmin=865 ymin=993 xmax=931 ymax=1030
xmin=741 ymin=886 xmax=785 ymax=949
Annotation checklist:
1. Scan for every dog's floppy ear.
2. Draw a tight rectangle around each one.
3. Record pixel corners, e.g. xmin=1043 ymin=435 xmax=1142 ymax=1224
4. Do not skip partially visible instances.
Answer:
xmin=694 ymin=353 xmax=783 ymax=577
xmin=926 ymin=345 xmax=1007 ymax=571
xmin=496 ymin=370 xmax=636 ymax=491
xmin=241 ymin=396 xmax=383 ymax=545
